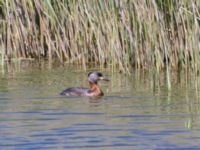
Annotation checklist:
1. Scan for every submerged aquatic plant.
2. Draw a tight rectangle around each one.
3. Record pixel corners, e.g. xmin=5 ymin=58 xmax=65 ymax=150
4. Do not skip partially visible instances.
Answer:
xmin=0 ymin=0 xmax=200 ymax=77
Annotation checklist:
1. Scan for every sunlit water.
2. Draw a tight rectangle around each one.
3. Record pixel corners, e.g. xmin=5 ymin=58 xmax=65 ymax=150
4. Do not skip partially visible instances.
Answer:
xmin=1 ymin=66 xmax=200 ymax=149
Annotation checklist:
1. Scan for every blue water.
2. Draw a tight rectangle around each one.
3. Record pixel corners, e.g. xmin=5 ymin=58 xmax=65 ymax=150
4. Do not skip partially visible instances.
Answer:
xmin=0 ymin=67 xmax=200 ymax=149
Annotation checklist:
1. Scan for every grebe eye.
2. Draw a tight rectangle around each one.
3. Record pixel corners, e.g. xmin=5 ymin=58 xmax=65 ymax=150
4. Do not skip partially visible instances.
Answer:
xmin=97 ymin=72 xmax=103 ymax=77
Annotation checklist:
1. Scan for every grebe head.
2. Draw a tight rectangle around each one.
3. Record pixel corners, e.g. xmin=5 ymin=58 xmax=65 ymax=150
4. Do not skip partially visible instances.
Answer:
xmin=88 ymin=72 xmax=109 ymax=84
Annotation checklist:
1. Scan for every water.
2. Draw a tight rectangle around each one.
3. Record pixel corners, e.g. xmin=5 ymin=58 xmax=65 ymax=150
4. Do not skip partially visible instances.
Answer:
xmin=0 ymin=66 xmax=200 ymax=149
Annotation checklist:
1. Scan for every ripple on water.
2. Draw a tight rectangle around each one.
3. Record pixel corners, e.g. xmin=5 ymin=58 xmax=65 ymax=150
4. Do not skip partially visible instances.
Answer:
xmin=1 ymin=68 xmax=200 ymax=149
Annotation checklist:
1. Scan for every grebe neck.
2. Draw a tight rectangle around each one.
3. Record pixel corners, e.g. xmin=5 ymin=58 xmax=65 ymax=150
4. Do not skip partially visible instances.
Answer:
xmin=89 ymin=82 xmax=98 ymax=89
xmin=88 ymin=82 xmax=104 ymax=96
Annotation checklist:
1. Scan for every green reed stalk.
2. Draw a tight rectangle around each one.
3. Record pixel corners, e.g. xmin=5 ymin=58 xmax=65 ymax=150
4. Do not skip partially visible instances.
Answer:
xmin=0 ymin=0 xmax=199 ymax=76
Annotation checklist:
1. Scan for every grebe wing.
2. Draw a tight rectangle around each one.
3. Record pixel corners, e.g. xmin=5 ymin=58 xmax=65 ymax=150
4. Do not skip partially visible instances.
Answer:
xmin=60 ymin=87 xmax=89 ymax=96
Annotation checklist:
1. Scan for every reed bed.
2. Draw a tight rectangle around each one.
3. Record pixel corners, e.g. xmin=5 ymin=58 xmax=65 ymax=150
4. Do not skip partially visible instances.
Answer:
xmin=0 ymin=0 xmax=200 ymax=75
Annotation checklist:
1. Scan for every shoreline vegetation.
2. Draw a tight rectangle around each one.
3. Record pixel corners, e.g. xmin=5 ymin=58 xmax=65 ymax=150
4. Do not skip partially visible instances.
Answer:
xmin=0 ymin=1 xmax=200 ymax=75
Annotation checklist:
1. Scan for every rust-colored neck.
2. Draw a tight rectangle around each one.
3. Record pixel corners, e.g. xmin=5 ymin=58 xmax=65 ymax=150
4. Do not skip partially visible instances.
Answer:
xmin=88 ymin=82 xmax=103 ymax=96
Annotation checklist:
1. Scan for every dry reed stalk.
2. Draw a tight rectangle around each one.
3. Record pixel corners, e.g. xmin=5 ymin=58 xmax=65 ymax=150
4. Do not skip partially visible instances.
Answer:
xmin=0 ymin=0 xmax=199 ymax=78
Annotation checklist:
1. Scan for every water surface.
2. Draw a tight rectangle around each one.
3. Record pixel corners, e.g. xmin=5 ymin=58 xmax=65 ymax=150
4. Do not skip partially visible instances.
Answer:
xmin=0 ymin=66 xmax=200 ymax=149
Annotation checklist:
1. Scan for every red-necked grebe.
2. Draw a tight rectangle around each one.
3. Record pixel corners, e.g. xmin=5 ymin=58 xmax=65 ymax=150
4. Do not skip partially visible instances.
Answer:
xmin=60 ymin=72 xmax=109 ymax=97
